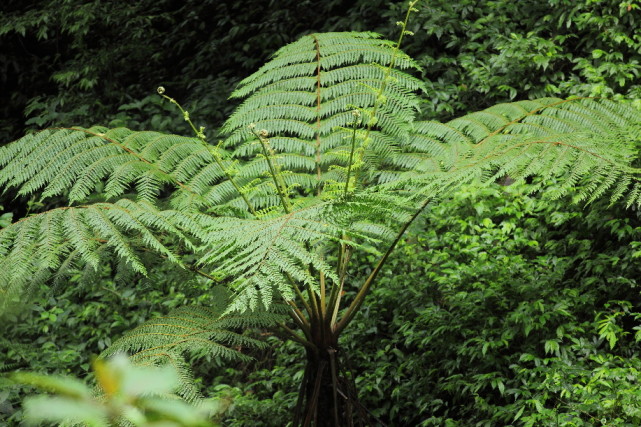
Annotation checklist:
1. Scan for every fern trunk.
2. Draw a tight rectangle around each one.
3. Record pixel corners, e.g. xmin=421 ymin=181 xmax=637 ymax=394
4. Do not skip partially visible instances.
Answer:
xmin=295 ymin=343 xmax=366 ymax=427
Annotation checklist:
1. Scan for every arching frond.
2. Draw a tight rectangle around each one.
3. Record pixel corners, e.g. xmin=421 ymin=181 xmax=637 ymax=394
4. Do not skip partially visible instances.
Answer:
xmin=0 ymin=127 xmax=253 ymax=212
xmin=0 ymin=200 xmax=209 ymax=312
xmin=398 ymin=98 xmax=641 ymax=207
xmin=220 ymin=31 xmax=425 ymax=208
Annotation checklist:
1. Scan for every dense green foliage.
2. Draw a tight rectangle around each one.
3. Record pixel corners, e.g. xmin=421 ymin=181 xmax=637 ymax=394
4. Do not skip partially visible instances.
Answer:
xmin=346 ymin=182 xmax=641 ymax=425
xmin=409 ymin=0 xmax=641 ymax=117
xmin=2 ymin=1 xmax=641 ymax=426
xmin=207 ymin=181 xmax=641 ymax=425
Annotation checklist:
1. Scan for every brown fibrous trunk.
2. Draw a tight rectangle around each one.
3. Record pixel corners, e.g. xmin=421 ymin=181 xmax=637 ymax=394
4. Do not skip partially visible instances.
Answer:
xmin=293 ymin=343 xmax=372 ymax=427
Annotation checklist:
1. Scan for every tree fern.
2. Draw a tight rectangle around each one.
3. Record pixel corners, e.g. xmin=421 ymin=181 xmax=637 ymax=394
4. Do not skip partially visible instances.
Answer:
xmin=2 ymin=7 xmax=641 ymax=423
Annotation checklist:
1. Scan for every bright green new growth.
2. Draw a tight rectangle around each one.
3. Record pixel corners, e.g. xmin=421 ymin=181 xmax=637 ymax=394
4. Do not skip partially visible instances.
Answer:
xmin=1 ymin=29 xmax=641 ymax=409
xmin=12 ymin=354 xmax=221 ymax=426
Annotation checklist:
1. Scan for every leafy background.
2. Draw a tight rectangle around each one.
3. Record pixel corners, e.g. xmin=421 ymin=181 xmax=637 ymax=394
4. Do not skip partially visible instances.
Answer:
xmin=2 ymin=0 xmax=641 ymax=425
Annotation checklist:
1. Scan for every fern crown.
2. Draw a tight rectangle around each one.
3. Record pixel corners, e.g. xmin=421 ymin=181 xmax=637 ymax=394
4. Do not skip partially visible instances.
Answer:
xmin=1 ymin=31 xmax=641 ymax=320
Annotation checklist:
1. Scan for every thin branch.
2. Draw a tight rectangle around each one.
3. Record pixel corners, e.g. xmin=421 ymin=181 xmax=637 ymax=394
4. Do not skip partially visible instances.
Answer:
xmin=312 ymin=34 xmax=323 ymax=194
xmin=343 ymin=114 xmax=361 ymax=196
xmin=275 ymin=322 xmax=316 ymax=352
xmin=287 ymin=301 xmax=313 ymax=338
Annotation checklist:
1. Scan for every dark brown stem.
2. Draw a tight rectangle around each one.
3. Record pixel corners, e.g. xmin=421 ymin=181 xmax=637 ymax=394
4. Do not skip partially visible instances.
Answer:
xmin=275 ymin=322 xmax=315 ymax=351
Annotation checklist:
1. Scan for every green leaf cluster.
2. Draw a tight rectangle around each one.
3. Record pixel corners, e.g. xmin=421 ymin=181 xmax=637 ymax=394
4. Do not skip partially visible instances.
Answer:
xmin=339 ymin=181 xmax=641 ymax=425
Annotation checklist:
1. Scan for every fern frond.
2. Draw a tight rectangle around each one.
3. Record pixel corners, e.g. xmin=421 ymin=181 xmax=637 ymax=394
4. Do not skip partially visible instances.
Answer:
xmin=198 ymin=193 xmax=409 ymax=311
xmin=102 ymin=289 xmax=284 ymax=401
xmin=0 ymin=127 xmax=255 ymax=213
xmin=0 ymin=200 xmax=209 ymax=312
xmin=401 ymin=98 xmax=641 ymax=207
xmin=220 ymin=31 xmax=425 ymax=207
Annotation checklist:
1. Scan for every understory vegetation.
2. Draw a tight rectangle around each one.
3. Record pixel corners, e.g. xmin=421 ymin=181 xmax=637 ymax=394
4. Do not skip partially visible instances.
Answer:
xmin=216 ymin=181 xmax=641 ymax=426
xmin=2 ymin=1 xmax=641 ymax=426
xmin=4 ymin=181 xmax=641 ymax=425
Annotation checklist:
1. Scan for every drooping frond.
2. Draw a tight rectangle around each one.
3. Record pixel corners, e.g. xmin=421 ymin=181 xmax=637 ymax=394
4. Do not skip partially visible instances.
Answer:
xmin=220 ymin=31 xmax=425 ymax=209
xmin=396 ymin=98 xmax=641 ymax=207
xmin=0 ymin=199 xmax=210 ymax=312
xmin=102 ymin=289 xmax=285 ymax=401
